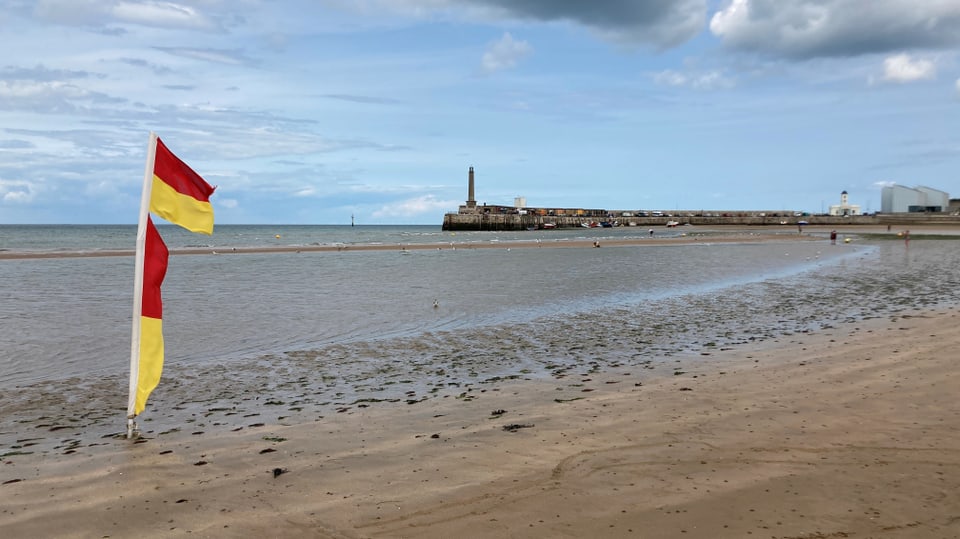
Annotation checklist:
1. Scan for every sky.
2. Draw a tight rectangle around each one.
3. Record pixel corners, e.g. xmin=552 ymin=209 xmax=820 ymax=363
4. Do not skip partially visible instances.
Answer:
xmin=1 ymin=0 xmax=958 ymax=225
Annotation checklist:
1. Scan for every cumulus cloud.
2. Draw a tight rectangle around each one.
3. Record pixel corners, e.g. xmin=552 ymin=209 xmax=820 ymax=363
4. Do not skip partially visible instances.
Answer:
xmin=334 ymin=0 xmax=707 ymax=49
xmin=481 ymin=32 xmax=532 ymax=74
xmin=653 ymin=70 xmax=687 ymax=86
xmin=653 ymin=69 xmax=735 ymax=90
xmin=882 ymin=54 xmax=936 ymax=83
xmin=710 ymin=0 xmax=960 ymax=59
xmin=475 ymin=0 xmax=707 ymax=48
xmin=0 ymin=179 xmax=37 ymax=204
xmin=372 ymin=194 xmax=458 ymax=218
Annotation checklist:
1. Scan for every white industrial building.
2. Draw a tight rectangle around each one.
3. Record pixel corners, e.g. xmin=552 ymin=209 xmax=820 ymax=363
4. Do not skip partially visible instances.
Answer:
xmin=828 ymin=191 xmax=861 ymax=216
xmin=881 ymin=185 xmax=949 ymax=213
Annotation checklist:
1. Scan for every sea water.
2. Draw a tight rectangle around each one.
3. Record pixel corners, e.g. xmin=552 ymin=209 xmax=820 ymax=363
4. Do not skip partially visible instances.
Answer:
xmin=1 ymin=225 xmax=959 ymax=393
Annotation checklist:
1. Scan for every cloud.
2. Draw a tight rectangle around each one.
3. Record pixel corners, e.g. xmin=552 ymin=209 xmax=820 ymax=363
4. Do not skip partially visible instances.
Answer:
xmin=154 ymin=47 xmax=255 ymax=66
xmin=372 ymin=194 xmax=459 ymax=218
xmin=0 ymin=80 xmax=126 ymax=112
xmin=0 ymin=179 xmax=37 ymax=204
xmin=0 ymin=139 xmax=36 ymax=150
xmin=331 ymin=0 xmax=707 ymax=49
xmin=481 ymin=32 xmax=532 ymax=74
xmin=111 ymin=0 xmax=215 ymax=30
xmin=882 ymin=54 xmax=936 ymax=83
xmin=0 ymin=64 xmax=100 ymax=82
xmin=472 ymin=0 xmax=707 ymax=48
xmin=32 ymin=0 xmax=219 ymax=31
xmin=322 ymin=94 xmax=403 ymax=105
xmin=653 ymin=70 xmax=688 ymax=86
xmin=653 ymin=69 xmax=735 ymax=89
xmin=119 ymin=58 xmax=173 ymax=76
xmin=710 ymin=0 xmax=960 ymax=59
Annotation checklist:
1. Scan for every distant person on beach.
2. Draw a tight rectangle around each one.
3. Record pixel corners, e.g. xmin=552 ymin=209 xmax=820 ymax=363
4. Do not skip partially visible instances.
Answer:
xmin=649 ymin=229 xmax=654 ymax=237
xmin=905 ymin=230 xmax=910 ymax=245
xmin=830 ymin=230 xmax=837 ymax=245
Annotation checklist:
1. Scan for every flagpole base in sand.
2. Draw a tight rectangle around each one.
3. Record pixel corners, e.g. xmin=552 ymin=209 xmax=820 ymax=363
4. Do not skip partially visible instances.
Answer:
xmin=126 ymin=418 xmax=140 ymax=440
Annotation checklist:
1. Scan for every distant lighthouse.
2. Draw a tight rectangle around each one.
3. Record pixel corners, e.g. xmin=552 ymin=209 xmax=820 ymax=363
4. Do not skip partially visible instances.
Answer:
xmin=467 ymin=166 xmax=476 ymax=209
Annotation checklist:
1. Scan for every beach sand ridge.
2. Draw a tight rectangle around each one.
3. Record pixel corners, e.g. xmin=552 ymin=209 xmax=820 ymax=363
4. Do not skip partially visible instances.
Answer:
xmin=2 ymin=307 xmax=959 ymax=538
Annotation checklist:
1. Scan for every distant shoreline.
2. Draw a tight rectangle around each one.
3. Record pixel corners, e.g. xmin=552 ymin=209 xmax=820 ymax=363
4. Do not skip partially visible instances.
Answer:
xmin=0 ymin=231 xmax=812 ymax=260
xmin=3 ymin=223 xmax=959 ymax=260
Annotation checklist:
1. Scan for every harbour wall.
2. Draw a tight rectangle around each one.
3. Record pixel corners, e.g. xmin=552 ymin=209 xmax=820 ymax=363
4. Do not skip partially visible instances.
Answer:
xmin=442 ymin=212 xmax=960 ymax=231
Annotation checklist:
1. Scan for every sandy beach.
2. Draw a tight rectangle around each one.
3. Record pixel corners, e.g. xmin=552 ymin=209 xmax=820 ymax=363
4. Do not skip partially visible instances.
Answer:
xmin=2 ymin=299 xmax=959 ymax=538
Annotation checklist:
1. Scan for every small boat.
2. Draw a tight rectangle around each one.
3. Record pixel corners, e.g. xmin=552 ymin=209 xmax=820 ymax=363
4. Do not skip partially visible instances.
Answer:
xmin=600 ymin=221 xmax=613 ymax=228
xmin=542 ymin=223 xmax=557 ymax=229
xmin=666 ymin=220 xmax=680 ymax=227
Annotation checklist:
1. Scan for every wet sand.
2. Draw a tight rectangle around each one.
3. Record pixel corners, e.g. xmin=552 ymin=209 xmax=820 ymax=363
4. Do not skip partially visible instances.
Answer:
xmin=2 ymin=223 xmax=955 ymax=260
xmin=0 ymin=229 xmax=802 ymax=259
xmin=2 ymin=305 xmax=959 ymax=538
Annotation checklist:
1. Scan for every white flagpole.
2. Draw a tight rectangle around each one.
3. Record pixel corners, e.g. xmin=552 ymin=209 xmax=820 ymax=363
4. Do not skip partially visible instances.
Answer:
xmin=127 ymin=131 xmax=158 ymax=439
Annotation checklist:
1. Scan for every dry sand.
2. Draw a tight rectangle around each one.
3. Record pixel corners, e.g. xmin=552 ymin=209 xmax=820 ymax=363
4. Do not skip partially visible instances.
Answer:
xmin=2 ymin=305 xmax=959 ymax=538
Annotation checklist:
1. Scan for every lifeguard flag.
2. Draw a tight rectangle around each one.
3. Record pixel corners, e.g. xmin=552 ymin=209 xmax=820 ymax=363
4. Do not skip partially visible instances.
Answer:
xmin=151 ymin=137 xmax=215 ymax=234
xmin=134 ymin=215 xmax=169 ymax=415
xmin=129 ymin=134 xmax=215 ymax=422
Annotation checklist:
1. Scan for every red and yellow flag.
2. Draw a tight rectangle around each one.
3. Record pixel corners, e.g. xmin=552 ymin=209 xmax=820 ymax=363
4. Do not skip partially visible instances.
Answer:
xmin=134 ymin=216 xmax=169 ymax=415
xmin=130 ymin=135 xmax=215 ymax=419
xmin=151 ymin=137 xmax=215 ymax=235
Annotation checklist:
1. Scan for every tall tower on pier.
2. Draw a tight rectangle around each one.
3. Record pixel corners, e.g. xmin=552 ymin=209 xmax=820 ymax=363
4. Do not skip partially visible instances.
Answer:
xmin=467 ymin=166 xmax=476 ymax=209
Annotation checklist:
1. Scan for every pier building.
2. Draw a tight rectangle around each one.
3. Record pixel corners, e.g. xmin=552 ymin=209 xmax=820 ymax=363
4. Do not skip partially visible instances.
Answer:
xmin=441 ymin=167 xmax=958 ymax=230
xmin=881 ymin=184 xmax=949 ymax=213
xmin=828 ymin=191 xmax=861 ymax=216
